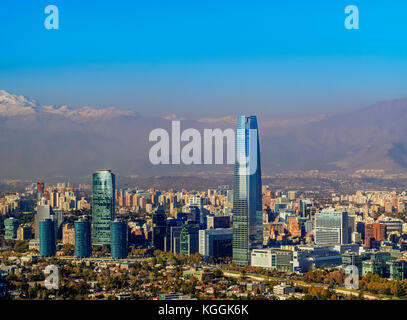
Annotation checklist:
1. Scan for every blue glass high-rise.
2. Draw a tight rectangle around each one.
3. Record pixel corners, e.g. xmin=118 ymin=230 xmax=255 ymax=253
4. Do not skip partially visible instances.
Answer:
xmin=40 ymin=219 xmax=56 ymax=257
xmin=232 ymin=116 xmax=263 ymax=266
xmin=111 ymin=219 xmax=128 ymax=259
xmin=92 ymin=170 xmax=115 ymax=247
xmin=75 ymin=218 xmax=91 ymax=258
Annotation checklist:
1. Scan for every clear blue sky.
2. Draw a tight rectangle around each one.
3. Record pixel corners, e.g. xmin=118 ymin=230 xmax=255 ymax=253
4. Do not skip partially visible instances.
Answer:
xmin=0 ymin=0 xmax=406 ymax=117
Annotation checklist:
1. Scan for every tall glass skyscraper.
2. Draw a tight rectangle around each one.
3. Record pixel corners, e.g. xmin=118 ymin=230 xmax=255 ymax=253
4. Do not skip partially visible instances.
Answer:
xmin=152 ymin=206 xmax=167 ymax=251
xmin=92 ymin=170 xmax=115 ymax=247
xmin=34 ymin=204 xmax=53 ymax=240
xmin=232 ymin=116 xmax=263 ymax=266
xmin=111 ymin=219 xmax=128 ymax=259
xmin=40 ymin=219 xmax=56 ymax=257
xmin=75 ymin=218 xmax=92 ymax=258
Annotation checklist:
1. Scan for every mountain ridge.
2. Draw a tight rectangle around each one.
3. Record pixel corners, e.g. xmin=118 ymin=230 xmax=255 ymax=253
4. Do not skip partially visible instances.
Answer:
xmin=0 ymin=90 xmax=407 ymax=179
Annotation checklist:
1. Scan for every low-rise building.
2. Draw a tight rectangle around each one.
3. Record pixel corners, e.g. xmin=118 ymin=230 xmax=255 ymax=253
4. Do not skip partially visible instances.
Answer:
xmin=273 ymin=283 xmax=295 ymax=295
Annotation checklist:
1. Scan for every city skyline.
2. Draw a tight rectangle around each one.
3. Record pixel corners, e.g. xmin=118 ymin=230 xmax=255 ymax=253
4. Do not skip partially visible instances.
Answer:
xmin=2 ymin=0 xmax=407 ymax=307
xmin=2 ymin=170 xmax=407 ymax=301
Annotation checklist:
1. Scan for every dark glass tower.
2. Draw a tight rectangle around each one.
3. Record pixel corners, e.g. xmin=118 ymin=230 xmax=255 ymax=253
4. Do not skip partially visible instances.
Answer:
xmin=180 ymin=223 xmax=199 ymax=255
xmin=40 ymin=219 xmax=56 ymax=257
xmin=152 ymin=206 xmax=167 ymax=251
xmin=75 ymin=218 xmax=91 ymax=258
xmin=111 ymin=219 xmax=128 ymax=259
xmin=232 ymin=116 xmax=263 ymax=266
xmin=164 ymin=218 xmax=181 ymax=252
xmin=92 ymin=170 xmax=115 ymax=247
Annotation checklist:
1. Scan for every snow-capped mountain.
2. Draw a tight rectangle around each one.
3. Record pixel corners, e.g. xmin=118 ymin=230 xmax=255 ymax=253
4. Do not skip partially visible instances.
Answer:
xmin=1 ymin=89 xmax=407 ymax=179
xmin=0 ymin=90 xmax=39 ymax=116
xmin=0 ymin=90 xmax=137 ymax=121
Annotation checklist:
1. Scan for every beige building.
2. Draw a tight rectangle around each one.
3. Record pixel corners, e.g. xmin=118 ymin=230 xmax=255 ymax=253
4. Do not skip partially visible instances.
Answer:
xmin=273 ymin=283 xmax=295 ymax=295
xmin=62 ymin=223 xmax=75 ymax=245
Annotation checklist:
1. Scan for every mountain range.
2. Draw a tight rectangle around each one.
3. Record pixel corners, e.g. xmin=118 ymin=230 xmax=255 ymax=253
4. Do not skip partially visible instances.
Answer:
xmin=1 ymin=90 xmax=407 ymax=180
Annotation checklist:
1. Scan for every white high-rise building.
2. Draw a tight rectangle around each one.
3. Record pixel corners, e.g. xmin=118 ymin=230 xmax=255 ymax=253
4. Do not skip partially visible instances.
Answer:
xmin=314 ymin=209 xmax=349 ymax=245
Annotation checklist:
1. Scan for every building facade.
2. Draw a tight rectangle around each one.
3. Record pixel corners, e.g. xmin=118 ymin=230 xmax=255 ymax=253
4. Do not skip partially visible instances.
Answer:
xmin=164 ymin=218 xmax=182 ymax=253
xmin=75 ymin=218 xmax=92 ymax=258
xmin=207 ymin=215 xmax=231 ymax=229
xmin=315 ymin=210 xmax=349 ymax=245
xmin=40 ymin=219 xmax=56 ymax=257
xmin=152 ymin=207 xmax=167 ymax=251
xmin=4 ymin=217 xmax=19 ymax=239
xmin=180 ymin=223 xmax=199 ymax=255
xmin=232 ymin=115 xmax=263 ymax=266
xmin=34 ymin=204 xmax=53 ymax=240
xmin=92 ymin=170 xmax=115 ymax=247
xmin=111 ymin=219 xmax=128 ymax=259
xmin=17 ymin=224 xmax=32 ymax=240
xmin=62 ymin=223 xmax=75 ymax=246
xmin=199 ymin=228 xmax=233 ymax=258
xmin=365 ymin=223 xmax=386 ymax=247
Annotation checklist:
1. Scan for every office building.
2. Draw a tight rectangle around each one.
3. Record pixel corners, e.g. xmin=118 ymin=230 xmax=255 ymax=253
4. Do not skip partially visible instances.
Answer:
xmin=356 ymin=222 xmax=365 ymax=240
xmin=37 ymin=182 xmax=44 ymax=201
xmin=207 ymin=214 xmax=231 ymax=229
xmin=40 ymin=219 xmax=56 ymax=257
xmin=4 ymin=217 xmax=19 ymax=239
xmin=75 ymin=218 xmax=92 ymax=258
xmin=188 ymin=206 xmax=201 ymax=224
xmin=361 ymin=252 xmax=392 ymax=278
xmin=167 ymin=225 xmax=182 ymax=254
xmin=111 ymin=219 xmax=128 ymax=259
xmin=315 ymin=210 xmax=349 ymax=245
xmin=92 ymin=170 xmax=115 ymax=247
xmin=251 ymin=246 xmax=343 ymax=273
xmin=199 ymin=228 xmax=233 ymax=258
xmin=381 ymin=220 xmax=403 ymax=236
xmin=351 ymin=232 xmax=362 ymax=243
xmin=299 ymin=199 xmax=312 ymax=218
xmin=273 ymin=283 xmax=295 ymax=295
xmin=365 ymin=223 xmax=386 ymax=247
xmin=17 ymin=224 xmax=32 ymax=240
xmin=189 ymin=195 xmax=204 ymax=224
xmin=342 ymin=252 xmax=367 ymax=275
xmin=34 ymin=204 xmax=54 ymax=240
xmin=386 ymin=260 xmax=404 ymax=280
xmin=152 ymin=207 xmax=167 ymax=250
xmin=164 ymin=218 xmax=182 ymax=253
xmin=180 ymin=223 xmax=199 ymax=255
xmin=251 ymin=248 xmax=295 ymax=272
xmin=62 ymin=223 xmax=75 ymax=246
xmin=232 ymin=115 xmax=263 ymax=266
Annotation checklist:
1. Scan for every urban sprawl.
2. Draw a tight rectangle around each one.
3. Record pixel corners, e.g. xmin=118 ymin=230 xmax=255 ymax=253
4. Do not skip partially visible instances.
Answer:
xmin=1 ymin=116 xmax=407 ymax=300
